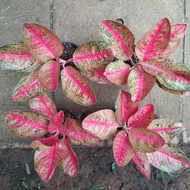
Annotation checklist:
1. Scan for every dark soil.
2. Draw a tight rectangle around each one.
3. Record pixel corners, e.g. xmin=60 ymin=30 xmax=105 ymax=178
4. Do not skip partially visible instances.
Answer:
xmin=0 ymin=145 xmax=190 ymax=190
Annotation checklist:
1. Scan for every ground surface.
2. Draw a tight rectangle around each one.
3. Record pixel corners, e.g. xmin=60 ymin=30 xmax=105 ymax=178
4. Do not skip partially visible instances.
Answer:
xmin=1 ymin=145 xmax=190 ymax=190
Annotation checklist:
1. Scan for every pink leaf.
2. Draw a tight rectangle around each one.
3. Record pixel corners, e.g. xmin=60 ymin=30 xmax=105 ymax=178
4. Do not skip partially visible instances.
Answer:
xmin=158 ymin=24 xmax=187 ymax=61
xmin=128 ymin=104 xmax=154 ymax=128
xmin=101 ymin=20 xmax=135 ymax=61
xmin=48 ymin=111 xmax=64 ymax=135
xmin=132 ymin=151 xmax=151 ymax=179
xmin=73 ymin=41 xmax=114 ymax=71
xmin=31 ymin=136 xmax=63 ymax=182
xmin=147 ymin=143 xmax=190 ymax=173
xmin=136 ymin=18 xmax=171 ymax=61
xmin=38 ymin=60 xmax=60 ymax=91
xmin=23 ymin=23 xmax=63 ymax=62
xmin=148 ymin=118 xmax=187 ymax=142
xmin=5 ymin=111 xmax=48 ymax=138
xmin=61 ymin=66 xmax=96 ymax=106
xmin=128 ymin=66 xmax=156 ymax=102
xmin=64 ymin=118 xmax=100 ymax=146
xmin=140 ymin=60 xmax=176 ymax=80
xmin=59 ymin=138 xmax=79 ymax=177
xmin=29 ymin=93 xmax=57 ymax=120
xmin=0 ymin=42 xmax=41 ymax=72
xmin=12 ymin=72 xmax=44 ymax=102
xmin=128 ymin=127 xmax=165 ymax=153
xmin=82 ymin=109 xmax=120 ymax=140
xmin=115 ymin=90 xmax=138 ymax=125
xmin=104 ymin=60 xmax=131 ymax=85
xmin=113 ymin=130 xmax=134 ymax=167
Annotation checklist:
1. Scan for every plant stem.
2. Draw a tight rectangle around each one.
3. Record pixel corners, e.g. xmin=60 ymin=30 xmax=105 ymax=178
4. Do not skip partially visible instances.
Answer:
xmin=59 ymin=58 xmax=73 ymax=67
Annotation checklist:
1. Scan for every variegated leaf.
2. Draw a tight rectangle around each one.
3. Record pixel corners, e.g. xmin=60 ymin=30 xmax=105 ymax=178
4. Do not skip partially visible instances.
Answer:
xmin=59 ymin=138 xmax=79 ymax=177
xmin=12 ymin=72 xmax=44 ymax=101
xmin=5 ymin=111 xmax=48 ymax=138
xmin=128 ymin=127 xmax=165 ymax=153
xmin=136 ymin=18 xmax=170 ymax=61
xmin=64 ymin=118 xmax=100 ymax=146
xmin=38 ymin=60 xmax=60 ymax=91
xmin=31 ymin=136 xmax=63 ymax=182
xmin=29 ymin=93 xmax=57 ymax=120
xmin=115 ymin=90 xmax=138 ymax=125
xmin=132 ymin=151 xmax=151 ymax=179
xmin=158 ymin=24 xmax=187 ymax=61
xmin=73 ymin=41 xmax=114 ymax=71
xmin=104 ymin=60 xmax=131 ymax=85
xmin=82 ymin=109 xmax=120 ymax=140
xmin=128 ymin=66 xmax=156 ymax=102
xmin=113 ymin=130 xmax=134 ymax=167
xmin=128 ymin=104 xmax=154 ymax=128
xmin=23 ymin=23 xmax=63 ymax=62
xmin=147 ymin=143 xmax=190 ymax=173
xmin=140 ymin=60 xmax=176 ymax=80
xmin=61 ymin=66 xmax=96 ymax=106
xmin=101 ymin=20 xmax=135 ymax=61
xmin=0 ymin=43 xmax=41 ymax=72
xmin=148 ymin=118 xmax=187 ymax=142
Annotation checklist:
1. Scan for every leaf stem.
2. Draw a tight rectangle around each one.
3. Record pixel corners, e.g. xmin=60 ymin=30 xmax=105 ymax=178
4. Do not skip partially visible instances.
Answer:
xmin=59 ymin=58 xmax=73 ymax=67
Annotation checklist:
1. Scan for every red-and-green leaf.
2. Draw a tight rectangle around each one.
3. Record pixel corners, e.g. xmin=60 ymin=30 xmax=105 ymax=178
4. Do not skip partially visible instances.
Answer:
xmin=38 ymin=60 xmax=60 ymax=91
xmin=59 ymin=138 xmax=79 ymax=177
xmin=5 ymin=111 xmax=48 ymax=138
xmin=115 ymin=90 xmax=138 ymax=125
xmin=64 ymin=118 xmax=100 ymax=146
xmin=113 ymin=130 xmax=134 ymax=167
xmin=104 ymin=60 xmax=131 ymax=85
xmin=136 ymin=18 xmax=171 ymax=61
xmin=23 ymin=23 xmax=63 ymax=62
xmin=128 ymin=66 xmax=156 ymax=102
xmin=12 ymin=72 xmax=44 ymax=101
xmin=128 ymin=127 xmax=165 ymax=153
xmin=140 ymin=60 xmax=176 ymax=80
xmin=82 ymin=109 xmax=120 ymax=140
xmin=147 ymin=143 xmax=190 ymax=173
xmin=148 ymin=118 xmax=187 ymax=142
xmin=0 ymin=43 xmax=41 ymax=72
xmin=31 ymin=136 xmax=63 ymax=182
xmin=48 ymin=111 xmax=64 ymax=135
xmin=158 ymin=24 xmax=187 ymax=61
xmin=128 ymin=104 xmax=154 ymax=128
xmin=61 ymin=66 xmax=96 ymax=106
xmin=29 ymin=93 xmax=57 ymax=120
xmin=73 ymin=41 xmax=114 ymax=71
xmin=101 ymin=20 xmax=135 ymax=61
xmin=132 ymin=151 xmax=151 ymax=179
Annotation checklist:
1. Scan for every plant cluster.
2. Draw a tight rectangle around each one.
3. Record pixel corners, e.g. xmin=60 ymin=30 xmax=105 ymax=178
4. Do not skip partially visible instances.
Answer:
xmin=0 ymin=17 xmax=190 ymax=181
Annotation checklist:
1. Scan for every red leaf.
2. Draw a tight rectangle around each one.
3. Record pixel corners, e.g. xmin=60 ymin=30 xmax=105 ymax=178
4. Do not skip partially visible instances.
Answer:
xmin=104 ymin=60 xmax=131 ymax=85
xmin=5 ymin=111 xmax=48 ymax=138
xmin=73 ymin=41 xmax=114 ymax=71
xmin=115 ymin=90 xmax=138 ymax=125
xmin=128 ymin=127 xmax=165 ymax=153
xmin=147 ymin=143 xmax=190 ymax=173
xmin=38 ymin=60 xmax=60 ymax=91
xmin=82 ymin=109 xmax=120 ymax=140
xmin=132 ymin=151 xmax=151 ymax=179
xmin=101 ymin=20 xmax=135 ymax=61
xmin=136 ymin=18 xmax=171 ymax=61
xmin=12 ymin=72 xmax=44 ymax=102
xmin=128 ymin=66 xmax=156 ymax=102
xmin=128 ymin=104 xmax=154 ymax=128
xmin=29 ymin=93 xmax=57 ymax=120
xmin=23 ymin=23 xmax=63 ymax=62
xmin=64 ymin=118 xmax=100 ymax=146
xmin=113 ymin=130 xmax=134 ymax=167
xmin=61 ymin=66 xmax=96 ymax=106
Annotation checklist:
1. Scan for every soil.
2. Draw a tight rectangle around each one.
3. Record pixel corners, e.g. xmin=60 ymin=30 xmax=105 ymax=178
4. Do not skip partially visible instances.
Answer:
xmin=0 ymin=145 xmax=190 ymax=190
